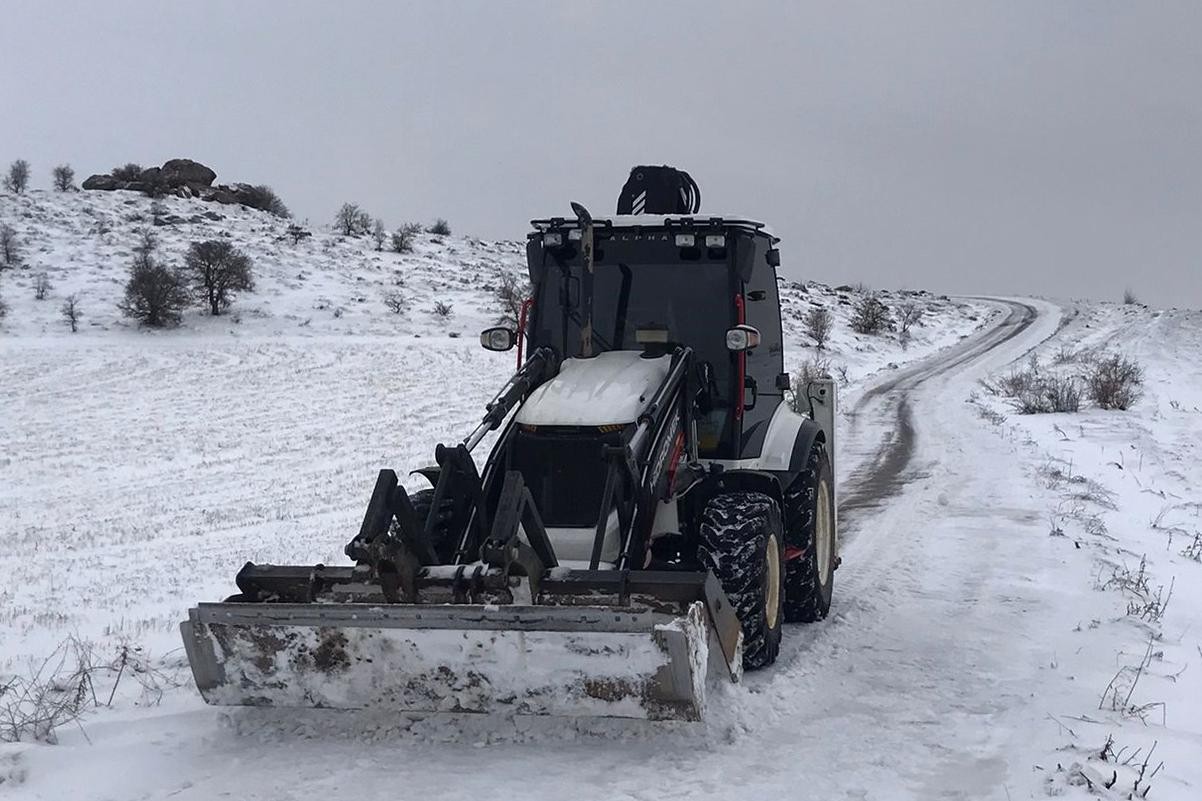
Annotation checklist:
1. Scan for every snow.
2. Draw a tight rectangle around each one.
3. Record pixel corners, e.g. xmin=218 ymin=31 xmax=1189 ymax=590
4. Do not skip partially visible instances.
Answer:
xmin=968 ymin=301 xmax=1202 ymax=799
xmin=9 ymin=188 xmax=1198 ymax=799
xmin=198 ymin=617 xmax=681 ymax=719
xmin=516 ymin=351 xmax=672 ymax=426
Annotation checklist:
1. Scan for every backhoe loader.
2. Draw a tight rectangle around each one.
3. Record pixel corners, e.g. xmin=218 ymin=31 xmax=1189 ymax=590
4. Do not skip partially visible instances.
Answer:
xmin=181 ymin=166 xmax=838 ymax=721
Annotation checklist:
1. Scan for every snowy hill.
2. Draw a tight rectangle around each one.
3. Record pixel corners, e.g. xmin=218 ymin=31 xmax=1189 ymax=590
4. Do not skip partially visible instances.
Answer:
xmin=0 ymin=188 xmax=993 ymax=375
xmin=0 ymin=189 xmax=524 ymax=338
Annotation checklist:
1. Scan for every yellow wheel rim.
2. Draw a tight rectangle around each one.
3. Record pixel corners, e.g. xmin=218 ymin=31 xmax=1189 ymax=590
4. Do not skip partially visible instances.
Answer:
xmin=816 ymin=478 xmax=833 ymax=586
xmin=766 ymin=533 xmax=781 ymax=629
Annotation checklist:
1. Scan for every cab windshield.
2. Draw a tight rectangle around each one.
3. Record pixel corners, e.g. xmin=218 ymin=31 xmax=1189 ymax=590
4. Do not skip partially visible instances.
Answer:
xmin=528 ymin=247 xmax=736 ymax=454
xmin=530 ymin=261 xmax=731 ymax=364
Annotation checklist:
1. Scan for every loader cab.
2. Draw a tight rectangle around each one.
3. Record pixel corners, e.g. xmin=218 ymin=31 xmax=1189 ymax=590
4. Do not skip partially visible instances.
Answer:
xmin=522 ymin=216 xmax=785 ymax=461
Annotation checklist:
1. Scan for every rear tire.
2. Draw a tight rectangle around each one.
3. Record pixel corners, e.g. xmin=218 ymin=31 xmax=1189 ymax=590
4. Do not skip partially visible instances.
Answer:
xmin=698 ymin=491 xmax=785 ymax=670
xmin=783 ymin=444 xmax=836 ymax=623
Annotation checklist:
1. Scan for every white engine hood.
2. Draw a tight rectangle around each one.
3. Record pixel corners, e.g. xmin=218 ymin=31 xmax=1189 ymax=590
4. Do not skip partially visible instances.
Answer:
xmin=515 ymin=350 xmax=672 ymax=427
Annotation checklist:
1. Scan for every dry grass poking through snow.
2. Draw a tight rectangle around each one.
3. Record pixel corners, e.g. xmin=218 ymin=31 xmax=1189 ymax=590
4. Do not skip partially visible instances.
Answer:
xmin=982 ymin=347 xmax=1144 ymax=416
xmin=0 ymin=637 xmax=184 ymax=744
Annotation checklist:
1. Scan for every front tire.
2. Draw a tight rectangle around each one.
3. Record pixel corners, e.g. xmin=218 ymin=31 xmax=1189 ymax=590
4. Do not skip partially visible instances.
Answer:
xmin=698 ymin=492 xmax=785 ymax=670
xmin=783 ymin=444 xmax=836 ymax=622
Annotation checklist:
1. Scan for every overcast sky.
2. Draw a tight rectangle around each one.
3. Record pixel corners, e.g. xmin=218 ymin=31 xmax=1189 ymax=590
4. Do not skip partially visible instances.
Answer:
xmin=3 ymin=1 xmax=1199 ymax=307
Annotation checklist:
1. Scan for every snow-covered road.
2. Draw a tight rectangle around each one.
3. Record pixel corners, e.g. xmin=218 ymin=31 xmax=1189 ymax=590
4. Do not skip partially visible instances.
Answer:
xmin=8 ymin=298 xmax=1103 ymax=800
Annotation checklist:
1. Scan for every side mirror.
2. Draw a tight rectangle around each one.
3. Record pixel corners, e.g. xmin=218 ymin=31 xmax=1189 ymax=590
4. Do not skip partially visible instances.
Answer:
xmin=725 ymin=325 xmax=761 ymax=352
xmin=480 ymin=327 xmax=516 ymax=352
xmin=766 ymin=248 xmax=781 ymax=267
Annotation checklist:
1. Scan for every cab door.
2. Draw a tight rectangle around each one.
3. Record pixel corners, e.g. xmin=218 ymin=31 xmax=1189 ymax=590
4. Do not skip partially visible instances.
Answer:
xmin=737 ymin=237 xmax=785 ymax=458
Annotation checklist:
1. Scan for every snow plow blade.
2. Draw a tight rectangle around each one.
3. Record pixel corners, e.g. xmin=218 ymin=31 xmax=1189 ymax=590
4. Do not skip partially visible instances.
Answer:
xmin=181 ymin=598 xmax=732 ymax=721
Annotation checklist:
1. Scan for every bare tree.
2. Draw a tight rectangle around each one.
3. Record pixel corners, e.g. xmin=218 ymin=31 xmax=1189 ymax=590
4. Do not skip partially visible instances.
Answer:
xmin=4 ymin=159 xmax=30 ymax=193
xmin=118 ymin=231 xmax=187 ymax=327
xmin=182 ymin=240 xmax=254 ymax=315
xmin=896 ymin=300 xmax=923 ymax=334
xmin=391 ymin=222 xmax=421 ymax=254
xmin=334 ymin=203 xmax=372 ymax=236
xmin=371 ymin=218 xmax=387 ymax=251
xmin=52 ymin=164 xmax=76 ymax=192
xmin=427 ymin=218 xmax=451 ymax=236
xmin=850 ymin=293 xmax=893 ymax=335
xmin=60 ymin=294 xmax=82 ymax=332
xmin=34 ymin=272 xmax=52 ymax=300
xmin=494 ymin=270 xmax=530 ymax=327
xmin=0 ymin=224 xmax=20 ymax=268
xmin=803 ymin=305 xmax=833 ymax=350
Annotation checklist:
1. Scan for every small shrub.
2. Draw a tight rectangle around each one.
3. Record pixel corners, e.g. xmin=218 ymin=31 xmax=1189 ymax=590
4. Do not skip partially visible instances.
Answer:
xmin=0 ymin=636 xmax=180 ymax=745
xmin=803 ymin=305 xmax=833 ymax=349
xmin=433 ymin=300 xmax=453 ymax=318
xmin=0 ymin=224 xmax=21 ymax=268
xmin=182 ymin=240 xmax=254 ymax=315
xmin=4 ymin=159 xmax=30 ymax=193
xmin=1086 ymin=353 xmax=1144 ymax=410
xmin=61 ymin=294 xmax=82 ymax=332
xmin=993 ymin=367 xmax=1036 ymax=397
xmin=241 ymin=184 xmax=290 ymax=217
xmin=494 ymin=270 xmax=529 ymax=327
xmin=52 ymin=164 xmax=76 ymax=192
xmin=1052 ymin=344 xmax=1079 ymax=364
xmin=371 ymin=218 xmax=387 ymax=251
xmin=1123 ymin=288 xmax=1138 ymax=305
xmin=1013 ymin=375 xmax=1081 ymax=414
xmin=334 ymin=202 xmax=373 ymax=237
xmin=382 ymin=291 xmax=405 ymax=314
xmin=34 ymin=272 xmax=52 ymax=300
xmin=427 ymin=218 xmax=451 ymax=236
xmin=111 ymin=163 xmax=143 ymax=182
xmin=391 ymin=222 xmax=422 ymax=254
xmin=850 ymin=293 xmax=893 ymax=335
xmin=988 ymin=358 xmax=1081 ymax=414
xmin=285 ymin=224 xmax=311 ymax=245
xmin=0 ymin=293 xmax=7 ymax=319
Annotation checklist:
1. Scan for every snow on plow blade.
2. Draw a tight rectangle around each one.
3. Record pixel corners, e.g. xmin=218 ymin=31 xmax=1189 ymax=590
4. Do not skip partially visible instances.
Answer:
xmin=181 ymin=600 xmax=718 ymax=721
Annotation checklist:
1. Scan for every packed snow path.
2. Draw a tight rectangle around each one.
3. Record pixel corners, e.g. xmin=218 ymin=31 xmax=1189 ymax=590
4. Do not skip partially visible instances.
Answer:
xmin=6 ymin=299 xmax=1093 ymax=801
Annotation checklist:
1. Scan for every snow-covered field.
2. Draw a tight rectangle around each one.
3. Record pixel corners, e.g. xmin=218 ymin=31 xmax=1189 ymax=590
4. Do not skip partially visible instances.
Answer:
xmin=2 ymin=189 xmax=1198 ymax=799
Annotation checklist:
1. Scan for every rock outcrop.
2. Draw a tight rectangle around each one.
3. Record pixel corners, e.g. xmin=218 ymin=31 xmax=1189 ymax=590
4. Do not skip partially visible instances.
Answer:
xmin=81 ymin=159 xmax=285 ymax=216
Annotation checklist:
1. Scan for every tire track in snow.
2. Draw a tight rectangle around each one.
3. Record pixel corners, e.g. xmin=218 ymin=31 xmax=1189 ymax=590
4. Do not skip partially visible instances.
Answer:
xmin=838 ymin=299 xmax=1039 ymax=521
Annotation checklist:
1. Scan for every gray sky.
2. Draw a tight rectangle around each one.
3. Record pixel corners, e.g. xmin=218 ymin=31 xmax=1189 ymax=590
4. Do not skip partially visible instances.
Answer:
xmin=3 ymin=1 xmax=1199 ymax=307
